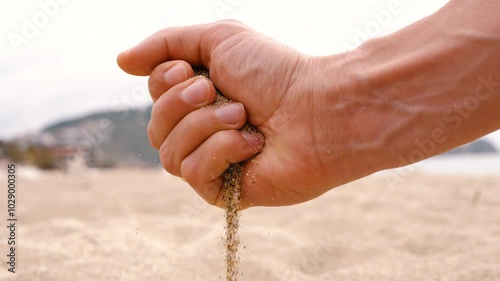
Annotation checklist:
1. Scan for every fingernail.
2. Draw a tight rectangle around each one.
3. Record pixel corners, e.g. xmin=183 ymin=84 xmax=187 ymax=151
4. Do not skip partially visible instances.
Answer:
xmin=165 ymin=63 xmax=187 ymax=85
xmin=241 ymin=130 xmax=265 ymax=147
xmin=215 ymin=103 xmax=244 ymax=125
xmin=182 ymin=79 xmax=209 ymax=105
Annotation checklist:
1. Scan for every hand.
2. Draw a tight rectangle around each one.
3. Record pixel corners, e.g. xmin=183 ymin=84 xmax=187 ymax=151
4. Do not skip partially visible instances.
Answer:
xmin=118 ymin=0 xmax=500 ymax=209
xmin=117 ymin=20 xmax=390 ymax=208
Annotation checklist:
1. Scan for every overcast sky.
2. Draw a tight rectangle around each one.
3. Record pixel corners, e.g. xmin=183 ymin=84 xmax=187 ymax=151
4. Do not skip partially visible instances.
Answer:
xmin=1 ymin=0 xmax=499 ymax=148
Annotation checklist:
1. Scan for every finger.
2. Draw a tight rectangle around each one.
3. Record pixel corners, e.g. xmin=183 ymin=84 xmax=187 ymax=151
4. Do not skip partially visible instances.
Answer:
xmin=159 ymin=103 xmax=247 ymax=176
xmin=180 ymin=130 xmax=265 ymax=206
xmin=148 ymin=60 xmax=194 ymax=102
xmin=117 ymin=20 xmax=249 ymax=75
xmin=148 ymin=76 xmax=216 ymax=149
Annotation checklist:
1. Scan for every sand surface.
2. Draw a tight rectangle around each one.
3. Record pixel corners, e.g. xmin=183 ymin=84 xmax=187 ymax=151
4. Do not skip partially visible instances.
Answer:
xmin=1 ymin=168 xmax=499 ymax=280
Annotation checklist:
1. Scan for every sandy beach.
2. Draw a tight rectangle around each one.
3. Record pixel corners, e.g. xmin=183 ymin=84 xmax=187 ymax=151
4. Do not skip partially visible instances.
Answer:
xmin=1 ymin=168 xmax=499 ymax=280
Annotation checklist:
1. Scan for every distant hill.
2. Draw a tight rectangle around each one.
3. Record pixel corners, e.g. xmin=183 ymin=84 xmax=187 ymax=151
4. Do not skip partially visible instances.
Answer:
xmin=14 ymin=107 xmax=500 ymax=169
xmin=40 ymin=106 xmax=159 ymax=168
xmin=440 ymin=139 xmax=498 ymax=156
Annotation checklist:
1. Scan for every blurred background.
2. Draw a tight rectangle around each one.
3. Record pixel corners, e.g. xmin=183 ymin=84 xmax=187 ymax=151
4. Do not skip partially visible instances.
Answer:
xmin=0 ymin=1 xmax=499 ymax=280
xmin=0 ymin=0 xmax=499 ymax=172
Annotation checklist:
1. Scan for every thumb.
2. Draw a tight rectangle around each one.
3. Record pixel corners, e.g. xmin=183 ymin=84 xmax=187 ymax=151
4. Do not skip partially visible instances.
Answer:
xmin=116 ymin=20 xmax=249 ymax=76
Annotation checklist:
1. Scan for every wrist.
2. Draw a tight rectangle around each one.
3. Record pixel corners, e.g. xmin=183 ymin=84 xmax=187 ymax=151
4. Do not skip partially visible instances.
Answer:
xmin=308 ymin=52 xmax=395 ymax=183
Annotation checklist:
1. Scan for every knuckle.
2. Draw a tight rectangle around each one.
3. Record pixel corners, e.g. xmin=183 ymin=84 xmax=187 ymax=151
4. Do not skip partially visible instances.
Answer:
xmin=150 ymin=98 xmax=168 ymax=123
xmin=147 ymin=74 xmax=158 ymax=96
xmin=215 ymin=19 xmax=243 ymax=27
xmin=208 ymin=20 xmax=249 ymax=42
xmin=146 ymin=122 xmax=160 ymax=149
xmin=159 ymin=145 xmax=178 ymax=175
xmin=150 ymin=101 xmax=161 ymax=119
xmin=180 ymin=160 xmax=200 ymax=186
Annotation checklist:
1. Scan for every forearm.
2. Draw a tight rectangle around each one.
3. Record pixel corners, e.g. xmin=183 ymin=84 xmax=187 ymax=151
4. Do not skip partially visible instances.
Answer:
xmin=348 ymin=0 xmax=500 ymax=169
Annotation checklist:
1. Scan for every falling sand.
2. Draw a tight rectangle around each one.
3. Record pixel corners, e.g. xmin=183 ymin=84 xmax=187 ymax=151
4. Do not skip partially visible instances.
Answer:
xmin=193 ymin=66 xmax=262 ymax=281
